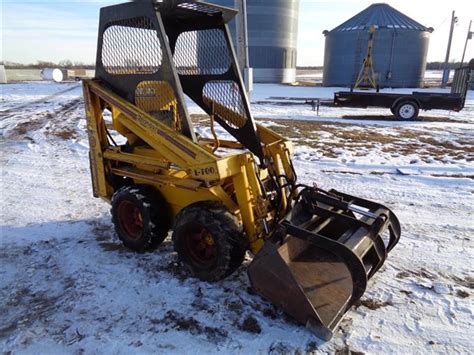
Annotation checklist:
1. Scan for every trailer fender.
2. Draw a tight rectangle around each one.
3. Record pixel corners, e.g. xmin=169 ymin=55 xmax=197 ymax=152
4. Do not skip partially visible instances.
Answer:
xmin=391 ymin=96 xmax=420 ymax=110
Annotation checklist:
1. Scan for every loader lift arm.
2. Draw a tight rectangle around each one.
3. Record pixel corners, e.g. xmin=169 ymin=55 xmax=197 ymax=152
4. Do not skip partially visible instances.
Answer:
xmin=84 ymin=0 xmax=401 ymax=340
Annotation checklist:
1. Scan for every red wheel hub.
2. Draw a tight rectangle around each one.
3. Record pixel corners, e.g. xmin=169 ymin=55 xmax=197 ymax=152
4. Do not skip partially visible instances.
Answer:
xmin=185 ymin=223 xmax=217 ymax=267
xmin=117 ymin=200 xmax=144 ymax=240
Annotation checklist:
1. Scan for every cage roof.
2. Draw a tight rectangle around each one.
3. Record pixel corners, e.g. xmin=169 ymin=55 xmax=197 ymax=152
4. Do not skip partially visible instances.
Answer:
xmin=155 ymin=1 xmax=238 ymax=23
xmin=328 ymin=3 xmax=432 ymax=33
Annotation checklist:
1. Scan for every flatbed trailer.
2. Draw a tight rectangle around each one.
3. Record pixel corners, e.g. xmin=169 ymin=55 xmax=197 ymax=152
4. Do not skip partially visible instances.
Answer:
xmin=334 ymin=61 xmax=473 ymax=120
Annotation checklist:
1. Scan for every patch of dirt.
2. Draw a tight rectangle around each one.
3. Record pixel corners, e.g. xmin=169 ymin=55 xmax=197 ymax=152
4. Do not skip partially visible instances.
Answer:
xmin=412 ymin=268 xmax=437 ymax=281
xmin=239 ymin=315 xmax=261 ymax=334
xmin=225 ymin=300 xmax=243 ymax=314
xmin=369 ymin=171 xmax=389 ymax=175
xmin=0 ymin=322 xmax=18 ymax=340
xmin=202 ymin=325 xmax=229 ymax=342
xmin=5 ymin=97 xmax=83 ymax=142
xmin=162 ymin=310 xmax=200 ymax=332
xmin=1 ymin=289 xmax=63 ymax=339
xmin=262 ymin=306 xmax=278 ymax=320
xmin=90 ymin=221 xmax=126 ymax=252
xmin=190 ymin=287 xmax=212 ymax=313
xmin=98 ymin=242 xmax=125 ymax=252
xmin=8 ymin=119 xmax=44 ymax=139
xmin=268 ymin=341 xmax=293 ymax=355
xmin=396 ymin=271 xmax=411 ymax=279
xmin=455 ymin=290 xmax=469 ymax=298
xmin=451 ymin=275 xmax=474 ymax=289
xmin=157 ymin=310 xmax=228 ymax=342
xmin=51 ymin=127 xmax=78 ymax=140
xmin=45 ymin=98 xmax=82 ymax=140
xmin=418 ymin=136 xmax=474 ymax=153
xmin=95 ymin=234 xmax=110 ymax=242
xmin=396 ymin=268 xmax=437 ymax=281
xmin=191 ymin=114 xmax=474 ymax=163
xmin=355 ymin=298 xmax=393 ymax=310
xmin=335 ymin=346 xmax=365 ymax=355
xmin=5 ymin=287 xmax=32 ymax=307
xmin=322 ymin=169 xmax=363 ymax=175
xmin=91 ymin=221 xmax=113 ymax=237
xmin=305 ymin=341 xmax=318 ymax=353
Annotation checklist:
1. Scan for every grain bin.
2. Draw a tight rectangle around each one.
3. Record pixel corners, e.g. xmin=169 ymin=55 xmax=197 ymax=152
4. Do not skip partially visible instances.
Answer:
xmin=209 ymin=0 xmax=300 ymax=83
xmin=323 ymin=3 xmax=433 ymax=88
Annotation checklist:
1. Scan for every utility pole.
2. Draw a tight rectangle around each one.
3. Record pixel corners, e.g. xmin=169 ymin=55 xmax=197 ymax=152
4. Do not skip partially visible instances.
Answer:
xmin=460 ymin=20 xmax=472 ymax=67
xmin=442 ymin=10 xmax=458 ymax=87
xmin=235 ymin=0 xmax=253 ymax=96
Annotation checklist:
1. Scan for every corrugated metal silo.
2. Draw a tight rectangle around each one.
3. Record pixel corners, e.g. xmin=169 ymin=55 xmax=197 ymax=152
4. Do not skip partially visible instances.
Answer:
xmin=323 ymin=3 xmax=433 ymax=88
xmin=209 ymin=0 xmax=300 ymax=83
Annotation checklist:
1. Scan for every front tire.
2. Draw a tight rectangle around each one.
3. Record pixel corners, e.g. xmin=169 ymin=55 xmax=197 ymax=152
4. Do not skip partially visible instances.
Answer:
xmin=172 ymin=201 xmax=247 ymax=281
xmin=111 ymin=185 xmax=170 ymax=252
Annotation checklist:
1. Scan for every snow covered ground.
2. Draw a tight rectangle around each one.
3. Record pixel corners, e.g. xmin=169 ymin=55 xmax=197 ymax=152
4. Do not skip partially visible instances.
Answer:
xmin=1 ymin=82 xmax=473 ymax=354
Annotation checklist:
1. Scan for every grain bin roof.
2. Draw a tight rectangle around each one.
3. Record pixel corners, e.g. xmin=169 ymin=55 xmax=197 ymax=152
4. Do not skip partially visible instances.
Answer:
xmin=328 ymin=3 xmax=433 ymax=33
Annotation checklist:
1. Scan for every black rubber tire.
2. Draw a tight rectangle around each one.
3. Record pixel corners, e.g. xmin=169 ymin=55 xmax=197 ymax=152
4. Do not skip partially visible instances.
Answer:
xmin=172 ymin=201 xmax=247 ymax=282
xmin=111 ymin=185 xmax=170 ymax=252
xmin=395 ymin=101 xmax=419 ymax=120
xmin=390 ymin=106 xmax=396 ymax=115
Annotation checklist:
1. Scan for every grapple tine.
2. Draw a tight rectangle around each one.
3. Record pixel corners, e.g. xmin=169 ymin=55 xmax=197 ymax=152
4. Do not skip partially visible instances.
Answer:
xmin=248 ymin=188 xmax=401 ymax=340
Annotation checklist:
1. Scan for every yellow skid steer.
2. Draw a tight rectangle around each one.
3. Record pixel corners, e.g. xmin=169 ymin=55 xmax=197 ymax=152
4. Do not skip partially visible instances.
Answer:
xmin=83 ymin=0 xmax=400 ymax=340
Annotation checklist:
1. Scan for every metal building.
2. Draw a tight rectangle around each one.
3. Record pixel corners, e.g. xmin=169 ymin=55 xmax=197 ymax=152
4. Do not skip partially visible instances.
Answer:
xmin=209 ymin=0 xmax=300 ymax=83
xmin=323 ymin=3 xmax=433 ymax=88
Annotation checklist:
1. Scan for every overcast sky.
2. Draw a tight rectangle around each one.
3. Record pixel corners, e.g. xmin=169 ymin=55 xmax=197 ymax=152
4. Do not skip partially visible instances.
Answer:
xmin=2 ymin=0 xmax=473 ymax=66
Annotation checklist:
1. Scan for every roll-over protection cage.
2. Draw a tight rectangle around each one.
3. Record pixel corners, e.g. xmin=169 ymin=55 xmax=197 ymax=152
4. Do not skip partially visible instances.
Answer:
xmin=95 ymin=0 xmax=264 ymax=160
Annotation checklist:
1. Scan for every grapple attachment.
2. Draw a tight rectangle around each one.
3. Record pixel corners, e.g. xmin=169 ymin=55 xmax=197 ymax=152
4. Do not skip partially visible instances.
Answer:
xmin=248 ymin=188 xmax=400 ymax=340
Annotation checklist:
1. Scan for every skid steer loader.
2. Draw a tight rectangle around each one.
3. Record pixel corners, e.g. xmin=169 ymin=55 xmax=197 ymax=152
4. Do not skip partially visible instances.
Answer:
xmin=83 ymin=0 xmax=401 ymax=340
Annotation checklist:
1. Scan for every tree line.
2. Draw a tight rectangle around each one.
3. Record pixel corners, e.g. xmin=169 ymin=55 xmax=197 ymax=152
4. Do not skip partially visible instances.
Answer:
xmin=0 ymin=60 xmax=467 ymax=70
xmin=1 ymin=60 xmax=95 ymax=69
xmin=297 ymin=62 xmax=467 ymax=70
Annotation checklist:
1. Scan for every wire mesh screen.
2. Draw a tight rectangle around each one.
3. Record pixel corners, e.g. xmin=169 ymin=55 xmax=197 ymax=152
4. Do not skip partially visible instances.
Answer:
xmin=174 ymin=29 xmax=231 ymax=75
xmin=203 ymin=81 xmax=248 ymax=129
xmin=102 ymin=17 xmax=162 ymax=75
xmin=177 ymin=2 xmax=222 ymax=15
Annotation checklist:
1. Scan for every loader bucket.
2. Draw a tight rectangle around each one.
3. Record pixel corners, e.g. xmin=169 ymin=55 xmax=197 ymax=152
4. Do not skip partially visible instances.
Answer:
xmin=247 ymin=188 xmax=400 ymax=340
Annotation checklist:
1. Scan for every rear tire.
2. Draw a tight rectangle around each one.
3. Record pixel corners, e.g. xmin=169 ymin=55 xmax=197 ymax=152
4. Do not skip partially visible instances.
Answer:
xmin=395 ymin=101 xmax=419 ymax=120
xmin=172 ymin=201 xmax=247 ymax=282
xmin=111 ymin=185 xmax=170 ymax=252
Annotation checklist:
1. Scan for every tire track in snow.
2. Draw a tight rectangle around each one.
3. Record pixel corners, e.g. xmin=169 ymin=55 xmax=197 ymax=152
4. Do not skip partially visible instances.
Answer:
xmin=0 ymin=84 xmax=81 ymax=114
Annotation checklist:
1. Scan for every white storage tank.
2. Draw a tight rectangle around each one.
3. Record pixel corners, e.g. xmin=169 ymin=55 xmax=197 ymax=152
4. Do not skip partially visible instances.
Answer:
xmin=40 ymin=68 xmax=64 ymax=83
xmin=0 ymin=65 xmax=7 ymax=83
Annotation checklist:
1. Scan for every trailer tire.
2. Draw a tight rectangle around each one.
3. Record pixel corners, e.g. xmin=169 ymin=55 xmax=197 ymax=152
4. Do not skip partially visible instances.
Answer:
xmin=395 ymin=101 xmax=419 ymax=120
xmin=111 ymin=185 xmax=170 ymax=252
xmin=172 ymin=201 xmax=247 ymax=282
